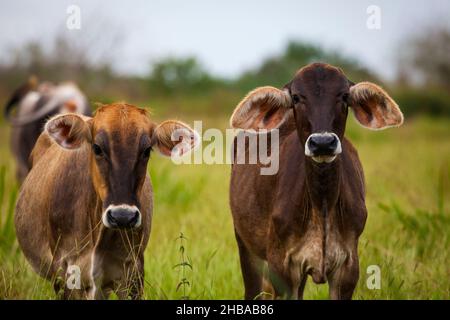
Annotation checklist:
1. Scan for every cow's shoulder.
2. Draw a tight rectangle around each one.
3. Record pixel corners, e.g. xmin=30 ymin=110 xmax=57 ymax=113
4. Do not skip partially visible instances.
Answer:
xmin=341 ymin=137 xmax=364 ymax=186
xmin=341 ymin=137 xmax=367 ymax=232
xmin=276 ymin=130 xmax=306 ymax=199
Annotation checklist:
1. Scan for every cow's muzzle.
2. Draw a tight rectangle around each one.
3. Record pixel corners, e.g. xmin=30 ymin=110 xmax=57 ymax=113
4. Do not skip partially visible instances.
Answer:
xmin=305 ymin=132 xmax=342 ymax=163
xmin=102 ymin=204 xmax=141 ymax=229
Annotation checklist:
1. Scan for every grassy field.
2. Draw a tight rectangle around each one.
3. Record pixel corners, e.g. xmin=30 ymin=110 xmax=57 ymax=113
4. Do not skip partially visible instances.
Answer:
xmin=0 ymin=108 xmax=449 ymax=299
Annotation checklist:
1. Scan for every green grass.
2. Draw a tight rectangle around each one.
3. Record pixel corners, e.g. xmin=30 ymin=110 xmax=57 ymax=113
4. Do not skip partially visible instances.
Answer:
xmin=0 ymin=114 xmax=449 ymax=299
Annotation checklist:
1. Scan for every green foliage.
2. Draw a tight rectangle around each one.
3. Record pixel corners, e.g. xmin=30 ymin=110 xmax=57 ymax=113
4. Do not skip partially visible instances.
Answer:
xmin=148 ymin=57 xmax=227 ymax=96
xmin=0 ymin=37 xmax=149 ymax=105
xmin=399 ymin=27 xmax=450 ymax=91
xmin=379 ymin=167 xmax=448 ymax=261
xmin=0 ymin=166 xmax=18 ymax=257
xmin=174 ymin=233 xmax=193 ymax=299
xmin=1 ymin=36 xmax=449 ymax=118
xmin=235 ymin=41 xmax=378 ymax=91
xmin=393 ymin=87 xmax=450 ymax=117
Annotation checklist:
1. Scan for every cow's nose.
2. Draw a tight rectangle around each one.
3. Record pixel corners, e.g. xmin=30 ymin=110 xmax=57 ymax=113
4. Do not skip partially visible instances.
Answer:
xmin=105 ymin=205 xmax=141 ymax=229
xmin=306 ymin=133 xmax=341 ymax=156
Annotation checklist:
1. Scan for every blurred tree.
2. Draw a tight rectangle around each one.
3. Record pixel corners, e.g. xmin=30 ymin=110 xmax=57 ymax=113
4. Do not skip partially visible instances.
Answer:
xmin=399 ymin=26 xmax=450 ymax=90
xmin=393 ymin=26 xmax=450 ymax=117
xmin=235 ymin=41 xmax=378 ymax=92
xmin=393 ymin=88 xmax=450 ymax=117
xmin=147 ymin=57 xmax=224 ymax=96
xmin=0 ymin=18 xmax=144 ymax=104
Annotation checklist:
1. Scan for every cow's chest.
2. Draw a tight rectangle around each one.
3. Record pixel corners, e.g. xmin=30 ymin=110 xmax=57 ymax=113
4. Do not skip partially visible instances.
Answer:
xmin=283 ymin=212 xmax=352 ymax=284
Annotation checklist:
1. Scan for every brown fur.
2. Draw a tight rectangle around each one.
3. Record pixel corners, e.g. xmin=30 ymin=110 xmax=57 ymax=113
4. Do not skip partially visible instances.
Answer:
xmin=230 ymin=63 xmax=402 ymax=300
xmin=15 ymin=103 xmax=196 ymax=299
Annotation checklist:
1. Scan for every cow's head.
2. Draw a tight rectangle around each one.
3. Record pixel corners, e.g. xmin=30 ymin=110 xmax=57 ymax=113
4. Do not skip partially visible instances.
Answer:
xmin=45 ymin=103 xmax=197 ymax=229
xmin=230 ymin=63 xmax=403 ymax=163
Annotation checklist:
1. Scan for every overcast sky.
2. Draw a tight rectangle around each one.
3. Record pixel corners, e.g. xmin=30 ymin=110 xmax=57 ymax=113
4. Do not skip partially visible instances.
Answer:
xmin=1 ymin=0 xmax=449 ymax=80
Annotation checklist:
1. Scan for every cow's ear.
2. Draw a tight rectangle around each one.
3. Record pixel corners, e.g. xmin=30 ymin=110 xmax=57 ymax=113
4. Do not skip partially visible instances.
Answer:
xmin=152 ymin=120 xmax=199 ymax=157
xmin=230 ymin=86 xmax=292 ymax=130
xmin=45 ymin=113 xmax=91 ymax=149
xmin=349 ymin=82 xmax=403 ymax=130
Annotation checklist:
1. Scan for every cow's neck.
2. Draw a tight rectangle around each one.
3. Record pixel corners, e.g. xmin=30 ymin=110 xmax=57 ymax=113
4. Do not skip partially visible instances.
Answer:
xmin=305 ymin=157 xmax=341 ymax=213
xmin=302 ymin=157 xmax=342 ymax=281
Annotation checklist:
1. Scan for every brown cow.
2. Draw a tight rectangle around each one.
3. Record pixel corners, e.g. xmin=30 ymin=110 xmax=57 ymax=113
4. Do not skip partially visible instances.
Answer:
xmin=229 ymin=63 xmax=403 ymax=300
xmin=15 ymin=103 xmax=197 ymax=299
xmin=4 ymin=77 xmax=91 ymax=183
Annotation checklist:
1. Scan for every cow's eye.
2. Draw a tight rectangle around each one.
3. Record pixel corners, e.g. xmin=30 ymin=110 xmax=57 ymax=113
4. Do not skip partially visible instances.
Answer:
xmin=142 ymin=146 xmax=152 ymax=159
xmin=92 ymin=144 xmax=103 ymax=156
xmin=292 ymin=94 xmax=300 ymax=104
xmin=342 ymin=93 xmax=350 ymax=103
xmin=340 ymin=93 xmax=349 ymax=112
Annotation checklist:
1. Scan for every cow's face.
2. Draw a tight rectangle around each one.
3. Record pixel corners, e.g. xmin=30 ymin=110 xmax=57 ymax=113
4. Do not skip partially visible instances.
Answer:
xmin=45 ymin=103 xmax=197 ymax=229
xmin=230 ymin=63 xmax=403 ymax=163
xmin=287 ymin=64 xmax=350 ymax=163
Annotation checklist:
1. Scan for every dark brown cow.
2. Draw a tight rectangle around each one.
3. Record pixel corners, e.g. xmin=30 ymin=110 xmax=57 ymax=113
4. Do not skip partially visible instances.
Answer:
xmin=229 ymin=63 xmax=403 ymax=300
xmin=4 ymin=77 xmax=91 ymax=183
xmin=15 ymin=103 xmax=197 ymax=299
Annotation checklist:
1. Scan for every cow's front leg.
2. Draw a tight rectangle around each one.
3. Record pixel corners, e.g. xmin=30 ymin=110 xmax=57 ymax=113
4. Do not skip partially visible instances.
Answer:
xmin=266 ymin=252 xmax=297 ymax=300
xmin=114 ymin=255 xmax=145 ymax=300
xmin=114 ymin=273 xmax=144 ymax=300
xmin=90 ymin=269 xmax=113 ymax=300
xmin=90 ymin=285 xmax=112 ymax=300
xmin=235 ymin=231 xmax=265 ymax=300
xmin=327 ymin=253 xmax=359 ymax=300
xmin=90 ymin=252 xmax=115 ymax=300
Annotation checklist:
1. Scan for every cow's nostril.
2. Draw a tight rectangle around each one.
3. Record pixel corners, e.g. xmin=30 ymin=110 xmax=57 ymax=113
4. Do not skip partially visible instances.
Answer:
xmin=330 ymin=135 xmax=338 ymax=147
xmin=107 ymin=209 xmax=116 ymax=223
xmin=129 ymin=211 xmax=140 ymax=225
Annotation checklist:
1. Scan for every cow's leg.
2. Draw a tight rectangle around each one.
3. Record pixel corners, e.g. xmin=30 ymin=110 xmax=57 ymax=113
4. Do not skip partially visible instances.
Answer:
xmin=51 ymin=266 xmax=65 ymax=298
xmin=114 ymin=255 xmax=145 ymax=300
xmin=261 ymin=266 xmax=306 ymax=300
xmin=92 ymin=285 xmax=112 ymax=300
xmin=90 ymin=255 xmax=114 ymax=300
xmin=127 ymin=272 xmax=144 ymax=300
xmin=90 ymin=268 xmax=113 ymax=300
xmin=90 ymin=268 xmax=112 ymax=300
xmin=115 ymin=273 xmax=143 ymax=300
xmin=266 ymin=264 xmax=295 ymax=299
xmin=235 ymin=231 xmax=264 ymax=300
xmin=261 ymin=266 xmax=275 ymax=299
xmin=297 ymin=275 xmax=308 ymax=300
xmin=53 ymin=278 xmax=65 ymax=299
xmin=328 ymin=254 xmax=359 ymax=300
xmin=51 ymin=261 xmax=72 ymax=299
